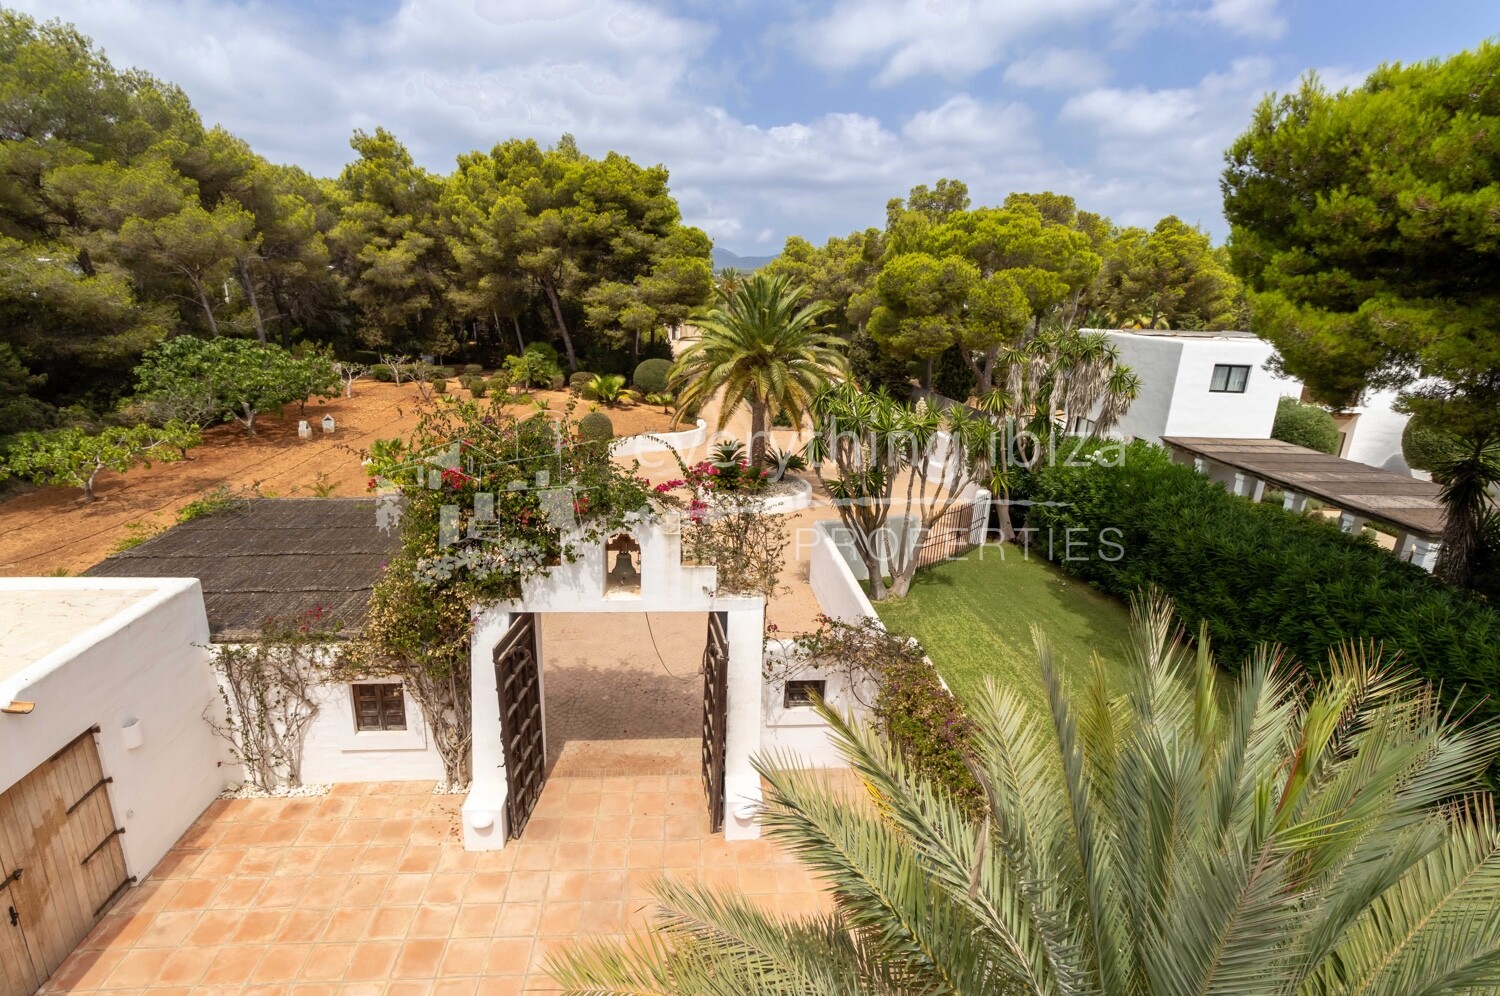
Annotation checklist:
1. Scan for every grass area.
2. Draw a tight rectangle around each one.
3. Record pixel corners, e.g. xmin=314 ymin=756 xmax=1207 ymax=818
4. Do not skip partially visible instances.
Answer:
xmin=873 ymin=546 xmax=1136 ymax=710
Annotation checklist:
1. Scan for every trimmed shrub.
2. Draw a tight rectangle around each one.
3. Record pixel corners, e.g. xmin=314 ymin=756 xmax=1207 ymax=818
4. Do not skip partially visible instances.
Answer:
xmin=577 ymin=411 xmax=614 ymax=443
xmin=1029 ymin=440 xmax=1500 ymax=729
xmin=429 ymin=376 xmax=448 ymax=394
xmin=633 ymin=357 xmax=672 ymax=394
xmin=462 ymin=363 xmax=484 ymax=376
xmin=1271 ymin=396 xmax=1339 ymax=454
xmin=433 ymin=366 xmax=456 ymax=379
xmin=488 ymin=371 xmax=512 ymax=392
xmin=569 ymin=371 xmax=596 ymax=391
xmin=1402 ymin=414 xmax=1458 ymax=473
xmin=469 ymin=379 xmax=487 ymax=399
xmin=549 ymin=374 xmax=566 ymax=391
xmin=371 ymin=363 xmax=395 ymax=383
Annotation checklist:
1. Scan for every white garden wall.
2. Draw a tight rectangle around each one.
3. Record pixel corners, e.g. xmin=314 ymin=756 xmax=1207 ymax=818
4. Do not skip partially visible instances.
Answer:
xmin=0 ymin=578 xmax=227 ymax=882
xmin=760 ymin=639 xmax=876 ymax=766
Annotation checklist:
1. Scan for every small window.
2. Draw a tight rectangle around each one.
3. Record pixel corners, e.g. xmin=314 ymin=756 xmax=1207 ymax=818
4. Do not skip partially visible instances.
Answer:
xmin=1210 ymin=364 xmax=1250 ymax=393
xmin=783 ymin=679 xmax=826 ymax=709
xmin=352 ymin=683 xmax=407 ymax=732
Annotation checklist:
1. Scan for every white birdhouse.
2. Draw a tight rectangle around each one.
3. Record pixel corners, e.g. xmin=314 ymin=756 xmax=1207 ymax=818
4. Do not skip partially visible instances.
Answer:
xmin=297 ymin=420 xmax=312 ymax=439
xmin=322 ymin=415 xmax=335 ymax=433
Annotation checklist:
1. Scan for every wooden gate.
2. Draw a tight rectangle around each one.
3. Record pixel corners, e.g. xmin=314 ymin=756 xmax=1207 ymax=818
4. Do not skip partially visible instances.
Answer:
xmin=700 ymin=611 xmax=729 ymax=834
xmin=0 ymin=727 xmax=130 ymax=996
xmin=913 ymin=501 xmax=979 ymax=570
xmin=495 ymin=613 xmax=546 ymax=840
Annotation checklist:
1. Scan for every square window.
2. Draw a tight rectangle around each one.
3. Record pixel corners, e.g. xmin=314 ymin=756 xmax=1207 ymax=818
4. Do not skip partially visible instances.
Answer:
xmin=352 ymin=683 xmax=407 ymax=732
xmin=1210 ymin=364 xmax=1250 ymax=393
xmin=783 ymin=679 xmax=826 ymax=709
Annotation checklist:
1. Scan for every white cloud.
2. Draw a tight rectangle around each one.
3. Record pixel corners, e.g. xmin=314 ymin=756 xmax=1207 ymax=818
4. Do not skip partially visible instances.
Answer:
xmin=1003 ymin=48 xmax=1111 ymax=90
xmin=1204 ymin=0 xmax=1286 ymax=40
xmin=795 ymin=0 xmax=1124 ymax=84
xmin=1059 ymin=58 xmax=1275 ymax=228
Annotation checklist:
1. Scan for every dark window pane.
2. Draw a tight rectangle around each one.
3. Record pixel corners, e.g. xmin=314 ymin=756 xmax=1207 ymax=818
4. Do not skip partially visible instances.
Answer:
xmin=784 ymin=679 xmax=826 ymax=708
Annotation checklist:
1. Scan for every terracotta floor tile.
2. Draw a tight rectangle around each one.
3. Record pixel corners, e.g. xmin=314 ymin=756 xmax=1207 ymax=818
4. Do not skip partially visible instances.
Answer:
xmin=251 ymin=942 xmax=313 ymax=983
xmin=341 ymin=872 xmax=390 ymax=907
xmin=474 ymin=975 xmax=526 ymax=996
xmin=343 ymin=941 xmax=400 ymax=982
xmin=423 ymin=872 xmax=470 ymax=905
xmin=193 ymin=847 xmax=248 ymax=878
xmin=321 ymin=907 xmax=376 ymax=943
xmin=438 ymin=937 xmax=491 ymax=976
xmin=213 ymin=875 xmax=268 ymax=908
xmin=432 ymin=977 xmax=481 ymax=995
xmin=201 ymin=943 xmax=268 ymax=986
xmin=452 ymin=903 xmax=500 ymax=939
xmin=300 ymin=875 xmax=352 ymax=908
xmin=538 ymin=901 xmax=584 ymax=936
xmin=463 ymin=871 xmax=509 ymax=904
xmin=299 ymin=941 xmax=357 ymax=981
xmin=237 ymin=849 xmax=284 ymax=877
xmin=235 ymin=909 xmax=289 ymax=943
xmin=409 ymin=903 xmax=459 ymax=939
xmin=295 ymin=819 xmax=343 ymax=846
xmin=493 ymin=902 xmax=543 ymax=937
xmin=395 ymin=846 xmax=441 ymax=874
xmin=356 ymin=843 xmax=404 ymax=872
xmin=544 ymin=870 xmax=587 ymax=902
xmin=276 ymin=908 xmax=333 ymax=943
xmin=583 ymin=869 xmax=628 ymax=901
xmin=392 ymin=937 xmax=446 ymax=978
xmin=579 ymin=901 xmax=626 ymax=933
xmin=315 ymin=845 xmax=363 ymax=875
xmin=511 ymin=842 xmax=557 ymax=871
xmin=272 ymin=845 xmax=325 ymax=876
xmin=382 ymin=873 xmax=430 ymax=905
xmin=505 ymin=870 xmax=549 ymax=903
xmin=483 ymin=937 xmax=535 ymax=976
xmin=186 ymin=908 xmax=244 ymax=946
xmin=366 ymin=905 xmax=417 ymax=940
xmin=138 ymin=910 xmax=200 ymax=947
xmin=435 ymin=847 xmax=480 ymax=873
xmin=256 ymin=875 xmax=312 ymax=908
xmin=157 ymin=944 xmax=219 ymax=986
xmin=104 ymin=946 xmax=170 ymax=987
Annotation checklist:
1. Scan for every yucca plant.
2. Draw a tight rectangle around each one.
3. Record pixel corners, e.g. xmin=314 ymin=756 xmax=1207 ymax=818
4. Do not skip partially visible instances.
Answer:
xmin=550 ymin=594 xmax=1500 ymax=995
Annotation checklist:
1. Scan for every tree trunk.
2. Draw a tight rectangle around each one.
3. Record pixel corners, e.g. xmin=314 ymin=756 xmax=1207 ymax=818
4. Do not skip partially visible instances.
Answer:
xmin=238 ymin=403 xmax=258 ymax=436
xmin=189 ymin=274 xmax=219 ymax=336
xmin=83 ymin=464 xmax=102 ymax=501
xmin=270 ymin=278 xmax=294 ymax=345
xmin=749 ymin=397 xmax=769 ymax=467
xmin=540 ymin=281 xmax=579 ymax=372
xmin=922 ymin=357 xmax=934 ymax=391
xmin=236 ymin=257 xmax=267 ymax=343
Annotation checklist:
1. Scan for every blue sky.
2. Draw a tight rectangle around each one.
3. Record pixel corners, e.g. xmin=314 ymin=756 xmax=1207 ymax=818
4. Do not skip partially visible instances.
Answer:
xmin=17 ymin=0 xmax=1498 ymax=254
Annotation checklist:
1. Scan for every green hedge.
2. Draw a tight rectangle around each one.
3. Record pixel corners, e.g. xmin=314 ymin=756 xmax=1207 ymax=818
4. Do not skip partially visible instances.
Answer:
xmin=1029 ymin=441 xmax=1500 ymax=725
xmin=1271 ymin=396 xmax=1339 ymax=454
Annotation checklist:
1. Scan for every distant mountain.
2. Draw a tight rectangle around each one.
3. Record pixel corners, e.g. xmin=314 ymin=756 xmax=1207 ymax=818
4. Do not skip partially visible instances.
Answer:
xmin=711 ymin=246 xmax=777 ymax=273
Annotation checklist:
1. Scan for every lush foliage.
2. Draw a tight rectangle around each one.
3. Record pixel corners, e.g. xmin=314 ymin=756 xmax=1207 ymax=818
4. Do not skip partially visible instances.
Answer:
xmin=503 ymin=345 xmax=564 ymax=389
xmin=1224 ymin=47 xmax=1500 ymax=587
xmin=134 ymin=336 xmax=335 ymax=435
xmin=1270 ymin=395 xmax=1339 ymax=454
xmin=346 ymin=399 xmax=654 ymax=781
xmin=584 ymin=373 xmax=634 ymax=406
xmin=632 ymin=357 xmax=672 ymax=394
xmin=1029 ymin=441 xmax=1500 ymax=729
xmin=554 ymin=595 xmax=1500 ymax=995
xmin=2 ymin=421 xmax=198 ymax=499
xmin=577 ymin=411 xmax=614 ymax=443
xmin=1403 ymin=414 xmax=1460 ymax=473
xmin=670 ymin=272 xmax=846 ymax=465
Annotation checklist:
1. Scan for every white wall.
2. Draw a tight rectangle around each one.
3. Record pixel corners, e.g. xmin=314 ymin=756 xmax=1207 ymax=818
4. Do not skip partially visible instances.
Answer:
xmin=1343 ymin=385 xmax=1417 ymax=476
xmin=1098 ymin=330 xmax=1294 ymax=443
xmin=760 ymin=639 xmax=875 ymax=766
xmin=609 ymin=418 xmax=708 ymax=460
xmin=0 ymin=579 xmax=226 ymax=882
xmin=463 ymin=519 xmax=766 ymax=850
xmin=297 ymin=673 xmax=445 ymax=784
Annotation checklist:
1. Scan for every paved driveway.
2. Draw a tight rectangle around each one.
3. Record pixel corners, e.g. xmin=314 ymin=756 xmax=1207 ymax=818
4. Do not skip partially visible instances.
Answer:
xmin=43 ymin=741 xmax=831 ymax=994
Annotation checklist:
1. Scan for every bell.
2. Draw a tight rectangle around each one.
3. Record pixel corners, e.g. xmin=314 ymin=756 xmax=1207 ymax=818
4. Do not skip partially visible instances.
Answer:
xmin=608 ymin=548 xmax=640 ymax=585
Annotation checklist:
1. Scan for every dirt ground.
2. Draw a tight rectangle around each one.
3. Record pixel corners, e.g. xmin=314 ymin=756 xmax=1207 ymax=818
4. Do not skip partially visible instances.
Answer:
xmin=0 ymin=381 xmax=677 ymax=577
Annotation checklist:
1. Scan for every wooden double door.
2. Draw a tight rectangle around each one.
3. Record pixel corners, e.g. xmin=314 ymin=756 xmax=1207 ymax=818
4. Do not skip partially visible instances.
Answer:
xmin=0 ymin=728 xmax=130 ymax=996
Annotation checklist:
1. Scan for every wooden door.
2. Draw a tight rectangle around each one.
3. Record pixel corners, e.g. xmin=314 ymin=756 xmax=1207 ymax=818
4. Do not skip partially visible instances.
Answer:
xmin=0 ymin=839 xmax=43 ymax=996
xmin=495 ymin=613 xmax=546 ymax=839
xmin=0 ymin=728 xmax=131 ymax=993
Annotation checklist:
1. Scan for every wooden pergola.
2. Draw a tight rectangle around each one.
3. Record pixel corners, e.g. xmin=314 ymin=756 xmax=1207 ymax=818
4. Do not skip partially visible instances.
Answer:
xmin=1161 ymin=436 xmax=1445 ymax=571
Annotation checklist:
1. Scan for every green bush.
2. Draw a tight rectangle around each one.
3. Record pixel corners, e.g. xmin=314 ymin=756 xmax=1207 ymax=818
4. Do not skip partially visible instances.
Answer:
xmin=503 ymin=350 xmax=561 ymax=389
xmin=523 ymin=341 xmax=559 ymax=365
xmin=1271 ymin=396 xmax=1339 ymax=454
xmin=469 ymin=379 xmax=487 ymax=399
xmin=577 ymin=411 xmax=614 ymax=443
xmin=1028 ymin=440 xmax=1500 ymax=729
xmin=488 ymin=372 xmax=512 ymax=393
xmin=429 ymin=376 xmax=448 ymax=394
xmin=549 ymin=374 xmax=566 ymax=391
xmin=569 ymin=371 xmax=596 ymax=391
xmin=1402 ymin=414 xmax=1459 ymax=472
xmin=462 ymin=364 xmax=484 ymax=376
xmin=370 ymin=363 xmax=395 ymax=382
xmin=632 ymin=358 xmax=672 ymax=394
xmin=433 ymin=366 xmax=456 ymax=379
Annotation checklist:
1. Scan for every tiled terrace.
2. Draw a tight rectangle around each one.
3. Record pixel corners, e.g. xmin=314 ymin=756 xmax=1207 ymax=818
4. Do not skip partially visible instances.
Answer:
xmin=43 ymin=740 xmax=833 ymax=994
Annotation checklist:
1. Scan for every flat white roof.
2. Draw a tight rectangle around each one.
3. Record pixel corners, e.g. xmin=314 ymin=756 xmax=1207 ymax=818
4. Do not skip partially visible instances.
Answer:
xmin=1085 ymin=327 xmax=1260 ymax=341
xmin=0 ymin=586 xmax=159 ymax=683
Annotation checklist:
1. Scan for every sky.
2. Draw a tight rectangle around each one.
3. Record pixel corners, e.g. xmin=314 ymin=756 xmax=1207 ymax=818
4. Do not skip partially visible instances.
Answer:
xmin=14 ymin=0 xmax=1498 ymax=255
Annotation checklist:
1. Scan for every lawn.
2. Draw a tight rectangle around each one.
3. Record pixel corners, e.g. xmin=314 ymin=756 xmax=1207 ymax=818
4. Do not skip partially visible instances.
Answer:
xmin=873 ymin=546 xmax=1137 ymax=709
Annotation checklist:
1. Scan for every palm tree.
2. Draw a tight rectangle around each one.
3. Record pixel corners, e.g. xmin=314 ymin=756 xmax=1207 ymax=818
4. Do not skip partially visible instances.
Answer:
xmin=671 ymin=273 xmax=847 ymax=466
xmin=550 ymin=595 xmax=1500 ymax=994
xmin=1431 ymin=432 xmax=1500 ymax=590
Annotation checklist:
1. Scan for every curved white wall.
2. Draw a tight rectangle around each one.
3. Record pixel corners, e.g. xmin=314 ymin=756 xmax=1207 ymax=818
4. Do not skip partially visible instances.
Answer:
xmin=609 ymin=418 xmax=709 ymax=459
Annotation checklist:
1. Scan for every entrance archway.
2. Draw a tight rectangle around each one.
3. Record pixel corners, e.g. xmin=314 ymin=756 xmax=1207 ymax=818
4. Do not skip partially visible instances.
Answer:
xmin=464 ymin=521 xmax=765 ymax=850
